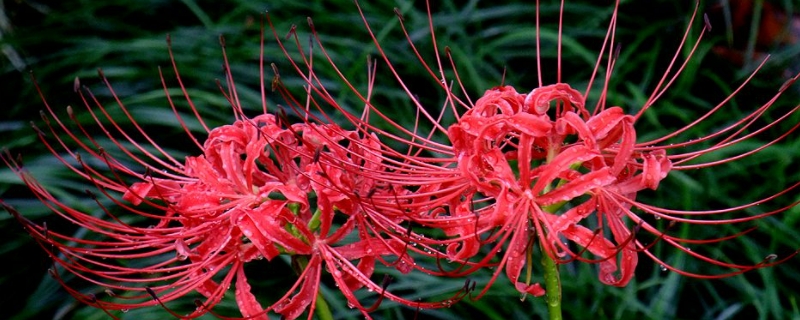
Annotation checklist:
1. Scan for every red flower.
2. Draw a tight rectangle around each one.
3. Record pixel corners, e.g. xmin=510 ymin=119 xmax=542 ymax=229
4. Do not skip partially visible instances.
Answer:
xmin=268 ymin=0 xmax=800 ymax=301
xmin=2 ymin=37 xmax=467 ymax=319
xmin=4 ymin=0 xmax=800 ymax=318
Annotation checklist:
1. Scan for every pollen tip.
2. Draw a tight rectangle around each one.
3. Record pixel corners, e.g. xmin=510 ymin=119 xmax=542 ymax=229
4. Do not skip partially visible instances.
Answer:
xmin=307 ymin=17 xmax=314 ymax=29
xmin=271 ymin=63 xmax=280 ymax=78
xmin=764 ymin=253 xmax=778 ymax=261
xmin=30 ymin=121 xmax=45 ymax=136
xmin=145 ymin=286 xmax=158 ymax=300
xmin=96 ymin=68 xmax=105 ymax=79
xmin=394 ymin=8 xmax=404 ymax=21
xmin=381 ymin=274 xmax=392 ymax=289
xmin=285 ymin=24 xmax=297 ymax=40
xmin=38 ymin=110 xmax=49 ymax=123
xmin=73 ymin=77 xmax=80 ymax=92
xmin=219 ymin=34 xmax=226 ymax=47
xmin=703 ymin=13 xmax=712 ymax=32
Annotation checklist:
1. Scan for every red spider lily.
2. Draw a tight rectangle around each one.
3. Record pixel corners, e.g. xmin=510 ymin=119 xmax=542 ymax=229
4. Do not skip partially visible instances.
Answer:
xmin=267 ymin=0 xmax=800 ymax=302
xmin=1 ymin=32 xmax=474 ymax=320
xmin=3 ymin=0 xmax=800 ymax=319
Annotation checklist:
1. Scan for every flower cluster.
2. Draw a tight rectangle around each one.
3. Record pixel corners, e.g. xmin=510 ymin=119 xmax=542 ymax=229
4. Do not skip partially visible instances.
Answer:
xmin=3 ymin=1 xmax=799 ymax=319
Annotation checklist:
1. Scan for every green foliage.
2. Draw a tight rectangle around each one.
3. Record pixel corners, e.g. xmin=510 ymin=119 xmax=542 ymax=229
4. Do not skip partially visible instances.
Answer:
xmin=1 ymin=0 xmax=798 ymax=319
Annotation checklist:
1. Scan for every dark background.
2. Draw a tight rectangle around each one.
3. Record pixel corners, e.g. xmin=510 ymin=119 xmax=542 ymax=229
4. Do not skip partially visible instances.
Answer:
xmin=1 ymin=0 xmax=799 ymax=319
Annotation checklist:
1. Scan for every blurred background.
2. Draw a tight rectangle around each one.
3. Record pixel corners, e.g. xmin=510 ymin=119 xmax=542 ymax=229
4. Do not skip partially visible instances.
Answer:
xmin=1 ymin=0 xmax=799 ymax=319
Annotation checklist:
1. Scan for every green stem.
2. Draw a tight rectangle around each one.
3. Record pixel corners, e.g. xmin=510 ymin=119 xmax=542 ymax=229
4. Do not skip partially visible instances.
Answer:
xmin=535 ymin=159 xmax=579 ymax=319
xmin=541 ymin=248 xmax=563 ymax=320
xmin=314 ymin=291 xmax=334 ymax=320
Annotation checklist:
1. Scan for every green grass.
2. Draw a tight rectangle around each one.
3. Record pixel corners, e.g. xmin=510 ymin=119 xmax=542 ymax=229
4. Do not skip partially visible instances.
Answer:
xmin=2 ymin=0 xmax=799 ymax=319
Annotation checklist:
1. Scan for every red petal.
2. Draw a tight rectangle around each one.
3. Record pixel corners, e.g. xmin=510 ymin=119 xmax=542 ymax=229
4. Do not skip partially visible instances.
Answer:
xmin=515 ymin=282 xmax=545 ymax=297
xmin=235 ymin=266 xmax=267 ymax=320
xmin=234 ymin=209 xmax=281 ymax=261
xmin=508 ymin=112 xmax=552 ymax=137
xmin=524 ymin=83 xmax=585 ymax=115
xmin=504 ymin=218 xmax=545 ymax=296
xmin=532 ymin=145 xmax=599 ymax=195
xmin=276 ymin=255 xmax=322 ymax=319
xmin=641 ymin=150 xmax=672 ymax=190
xmin=122 ymin=182 xmax=153 ymax=205
xmin=538 ymin=167 xmax=615 ymax=205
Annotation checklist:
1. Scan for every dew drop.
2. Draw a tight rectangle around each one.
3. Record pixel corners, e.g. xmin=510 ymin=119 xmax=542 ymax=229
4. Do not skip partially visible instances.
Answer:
xmin=659 ymin=265 xmax=668 ymax=272
xmin=442 ymin=299 xmax=453 ymax=308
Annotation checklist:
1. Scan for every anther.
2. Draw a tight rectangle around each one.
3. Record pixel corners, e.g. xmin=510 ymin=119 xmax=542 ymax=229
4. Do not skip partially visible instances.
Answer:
xmin=380 ymin=274 xmax=392 ymax=289
xmin=145 ymin=286 xmax=159 ymax=300
xmin=38 ymin=111 xmax=50 ymax=124
xmin=313 ymin=146 xmax=322 ymax=163
xmin=394 ymin=8 xmax=404 ymax=21
xmin=30 ymin=122 xmax=46 ymax=137
xmin=285 ymin=24 xmax=297 ymax=40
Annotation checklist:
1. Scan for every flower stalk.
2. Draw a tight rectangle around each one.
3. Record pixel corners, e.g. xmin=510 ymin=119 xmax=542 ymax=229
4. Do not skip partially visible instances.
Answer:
xmin=541 ymin=248 xmax=562 ymax=320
